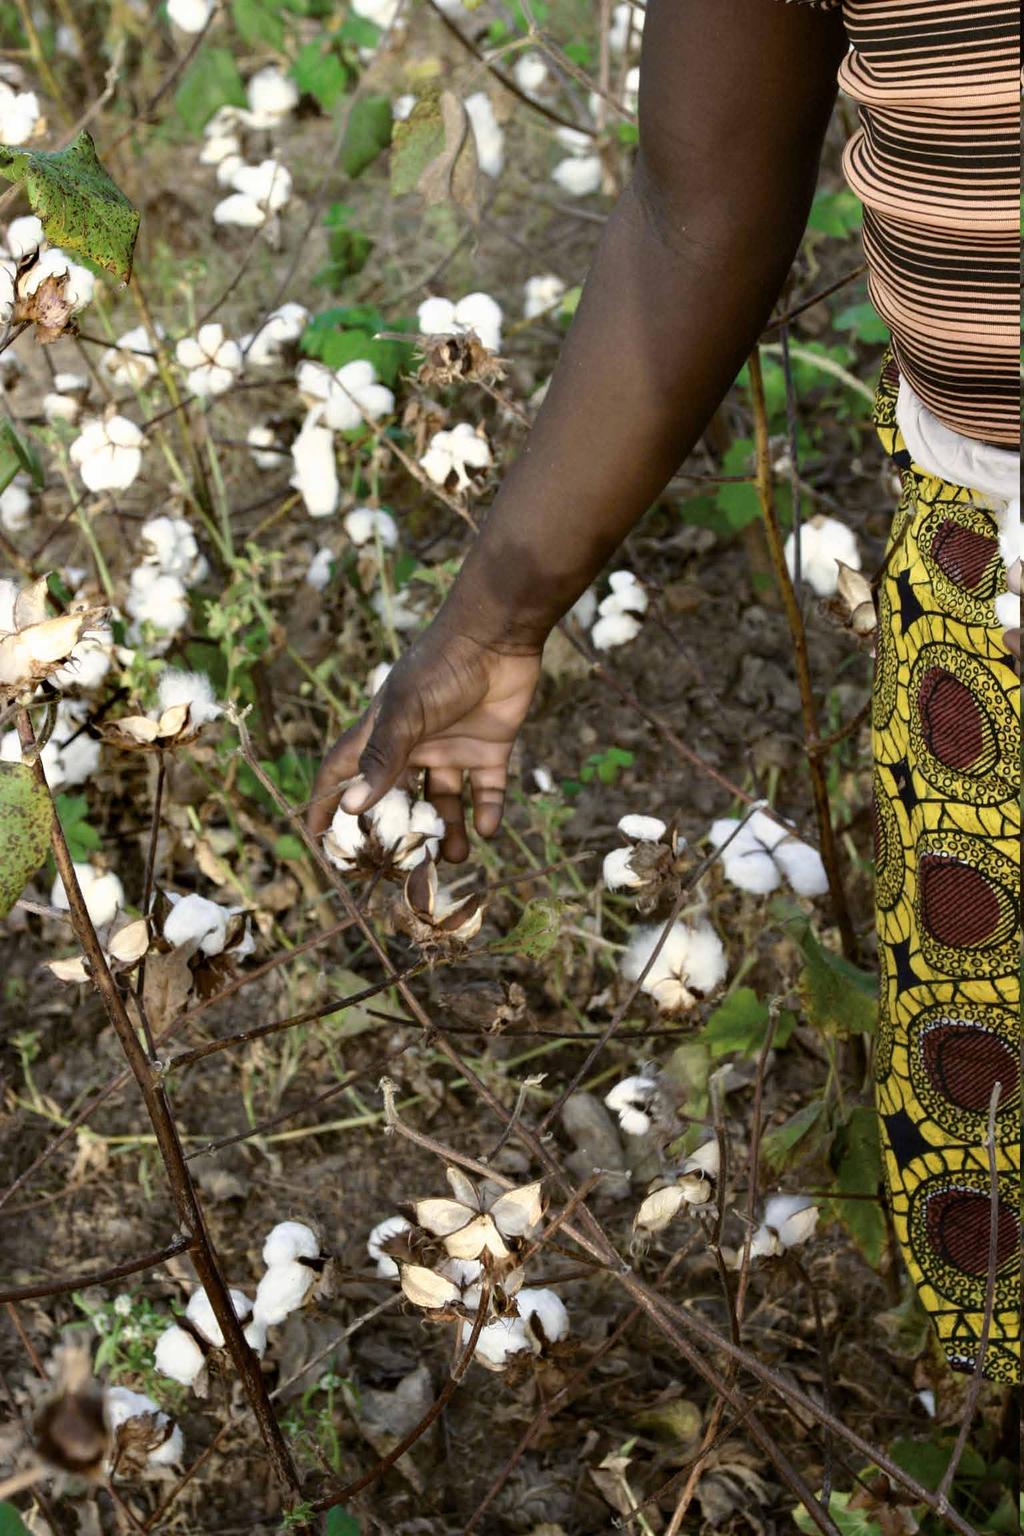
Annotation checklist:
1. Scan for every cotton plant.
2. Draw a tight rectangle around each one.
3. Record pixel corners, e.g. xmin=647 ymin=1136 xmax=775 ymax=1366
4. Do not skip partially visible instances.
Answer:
xmin=175 ymin=324 xmax=243 ymax=398
xmin=367 ymin=1215 xmax=413 ymax=1279
xmin=51 ymin=862 xmax=125 ymax=930
xmin=100 ymin=323 xmax=162 ymax=387
xmin=634 ymin=1138 xmax=721 ymax=1237
xmin=620 ymin=919 xmax=728 ymax=1013
xmin=140 ymin=515 xmax=208 ymax=584
xmin=161 ymin=888 xmax=252 ymax=960
xmin=105 ymin=668 xmax=221 ymax=750
xmin=296 ymin=358 xmax=395 ymax=432
xmin=69 ymin=414 xmax=144 ymax=492
xmin=323 ymin=786 xmax=444 ymax=877
xmin=464 ymin=92 xmax=504 ymax=178
xmin=248 ymin=423 xmax=285 ymax=469
xmin=344 ymin=506 xmax=399 ymax=548
xmin=604 ymin=1074 xmax=659 ymax=1137
xmin=419 ymin=422 xmax=492 ymax=493
xmin=523 ymin=273 xmax=566 ymax=320
xmin=551 ymin=126 xmax=602 ymax=199
xmin=1 ymin=699 xmax=101 ymax=791
xmin=215 ymin=159 xmax=293 ymax=228
xmin=154 ymin=1288 xmax=253 ymax=1393
xmin=603 ymin=812 xmax=685 ymax=912
xmin=291 ymin=409 xmax=339 ymax=519
xmin=125 ymin=567 xmax=190 ymax=640
xmin=243 ymin=66 xmax=300 ymax=129
xmin=727 ymin=1194 xmax=819 ymax=1267
xmin=590 ymin=569 xmax=647 ymax=650
xmin=42 ymin=372 xmax=89 ymax=424
xmin=166 ymin=0 xmax=213 ymax=32
xmin=392 ymin=852 xmax=487 ymax=954
xmin=0 ymin=476 xmax=31 ymax=533
xmin=0 ymin=80 xmax=41 ymax=143
xmin=417 ymin=291 xmax=503 ymax=352
xmin=512 ymin=53 xmax=550 ymax=97
xmin=708 ymin=807 xmax=828 ymax=898
xmin=0 ymin=575 xmax=106 ymax=701
xmin=462 ymin=1287 xmax=569 ymax=1372
xmin=784 ymin=514 xmax=861 ymax=599
xmin=243 ymin=301 xmax=308 ymax=367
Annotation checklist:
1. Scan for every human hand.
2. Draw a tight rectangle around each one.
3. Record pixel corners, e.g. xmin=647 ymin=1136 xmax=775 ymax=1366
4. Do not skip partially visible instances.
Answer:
xmin=307 ymin=623 xmax=542 ymax=862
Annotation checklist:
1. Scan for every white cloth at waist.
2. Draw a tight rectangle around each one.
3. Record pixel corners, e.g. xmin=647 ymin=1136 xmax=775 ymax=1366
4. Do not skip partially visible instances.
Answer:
xmin=895 ymin=376 xmax=1020 ymax=505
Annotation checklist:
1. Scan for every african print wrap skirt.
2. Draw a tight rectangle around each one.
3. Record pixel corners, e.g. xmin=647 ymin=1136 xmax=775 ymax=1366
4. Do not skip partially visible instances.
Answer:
xmin=872 ymin=353 xmax=1020 ymax=1385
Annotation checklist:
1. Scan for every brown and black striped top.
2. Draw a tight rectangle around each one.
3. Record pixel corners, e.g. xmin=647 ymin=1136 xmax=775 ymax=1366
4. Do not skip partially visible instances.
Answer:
xmin=794 ymin=0 xmax=1020 ymax=447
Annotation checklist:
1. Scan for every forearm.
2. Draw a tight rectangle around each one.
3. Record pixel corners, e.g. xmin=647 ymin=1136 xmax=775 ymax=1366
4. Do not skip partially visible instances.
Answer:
xmin=441 ymin=0 xmax=846 ymax=647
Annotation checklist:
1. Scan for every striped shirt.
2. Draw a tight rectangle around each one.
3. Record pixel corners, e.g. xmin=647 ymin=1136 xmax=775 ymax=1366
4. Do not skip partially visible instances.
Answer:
xmin=795 ymin=0 xmax=1020 ymax=448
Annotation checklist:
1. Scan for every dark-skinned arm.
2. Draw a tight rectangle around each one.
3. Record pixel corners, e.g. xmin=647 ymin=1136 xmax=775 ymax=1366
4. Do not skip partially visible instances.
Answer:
xmin=310 ymin=0 xmax=848 ymax=858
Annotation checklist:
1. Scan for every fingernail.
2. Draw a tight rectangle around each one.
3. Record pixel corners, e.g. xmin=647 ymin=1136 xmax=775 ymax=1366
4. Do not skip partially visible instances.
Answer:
xmin=341 ymin=777 xmax=371 ymax=813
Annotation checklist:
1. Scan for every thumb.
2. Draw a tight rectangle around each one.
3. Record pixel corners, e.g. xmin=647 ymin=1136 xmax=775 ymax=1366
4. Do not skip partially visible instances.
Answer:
xmin=340 ymin=696 xmax=415 ymax=814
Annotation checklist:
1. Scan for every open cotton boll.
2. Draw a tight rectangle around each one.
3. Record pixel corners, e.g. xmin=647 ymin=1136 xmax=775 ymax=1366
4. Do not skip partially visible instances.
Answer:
xmin=245 ymin=302 xmax=308 ymax=368
xmin=994 ymin=591 xmax=1019 ymax=629
xmin=604 ymin=1074 xmax=658 ymax=1136
xmin=105 ymin=1386 xmax=183 ymax=1465
xmin=609 ymin=0 xmax=645 ymax=51
xmin=20 ymin=247 xmax=95 ymax=310
xmin=517 ymin=1287 xmax=569 ymax=1343
xmin=417 ymin=296 xmax=457 ymax=335
xmin=0 ymin=83 xmax=40 ymax=144
xmin=618 ymin=814 xmax=666 ymax=843
xmin=70 ymin=416 xmax=144 ymax=493
xmin=621 ymin=921 xmax=726 ymax=1012
xmin=52 ymin=633 xmax=113 ymax=692
xmin=231 ymin=159 xmax=293 ymax=214
xmin=244 ymin=65 xmax=299 ymax=128
xmin=606 ymin=569 xmax=648 ymax=613
xmin=216 ymin=154 xmax=245 ymax=188
xmin=244 ymin=1318 xmax=268 ymax=1357
xmin=603 ymin=846 xmax=644 ymax=891
xmin=157 ymin=668 xmax=221 ymax=725
xmin=352 ymin=0 xmax=402 ymax=27
xmin=784 ymin=515 xmax=861 ymax=599
xmin=419 ymin=423 xmax=492 ymax=491
xmin=51 ymin=863 xmax=124 ymax=929
xmin=263 ymin=1220 xmax=320 ymax=1266
xmin=523 ymin=273 xmax=565 ymax=320
xmin=199 ymin=131 xmax=241 ymax=167
xmin=367 ymin=787 xmax=412 ymax=850
xmin=102 ymin=324 xmax=161 ymax=387
xmin=453 ymin=292 xmax=503 ymax=351
xmin=590 ymin=611 xmax=641 ymax=650
xmin=464 ymin=92 xmax=504 ymax=178
xmin=513 ymin=52 xmax=550 ymax=96
xmin=164 ymin=892 xmax=231 ymax=956
xmin=126 ymin=568 xmax=189 ymax=636
xmin=305 ymin=547 xmax=335 ymax=592
xmin=297 ymin=359 xmax=395 ymax=433
xmin=5 ymin=214 xmax=44 ymax=258
xmin=771 ymin=838 xmax=828 ymax=898
xmin=140 ymin=515 xmax=206 ymax=582
xmin=324 ymin=805 xmax=366 ymax=869
xmin=155 ymin=1325 xmax=205 ymax=1387
xmin=464 ymin=1316 xmax=531 ymax=1371
xmin=344 ymin=506 xmax=399 ymax=548
xmin=0 ymin=478 xmax=30 ymax=533
xmin=167 ymin=0 xmax=213 ymax=31
xmin=761 ymin=1194 xmax=818 ymax=1249
xmin=213 ymin=192 xmax=268 ymax=228
xmin=176 ymin=324 xmax=243 ymax=397
xmin=253 ymin=1261 xmax=315 ymax=1326
xmin=185 ymin=1287 xmax=253 ymax=1348
xmin=367 ymin=1215 xmax=412 ymax=1278
xmin=291 ymin=411 xmax=339 ymax=519
xmin=552 ymin=154 xmax=602 ymax=197
xmin=247 ymin=424 xmax=284 ymax=469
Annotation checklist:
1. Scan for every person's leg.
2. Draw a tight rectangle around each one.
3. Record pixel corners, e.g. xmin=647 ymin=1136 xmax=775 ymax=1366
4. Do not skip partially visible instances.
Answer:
xmin=871 ymin=357 xmax=1021 ymax=1383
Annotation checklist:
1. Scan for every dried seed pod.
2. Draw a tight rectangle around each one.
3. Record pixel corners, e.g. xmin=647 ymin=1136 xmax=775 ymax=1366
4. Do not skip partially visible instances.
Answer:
xmin=33 ymin=1345 xmax=109 ymax=1479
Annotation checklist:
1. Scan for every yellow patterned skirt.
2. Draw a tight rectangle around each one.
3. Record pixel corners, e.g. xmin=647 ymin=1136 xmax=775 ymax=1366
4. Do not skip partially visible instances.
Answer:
xmin=872 ymin=354 xmax=1020 ymax=1385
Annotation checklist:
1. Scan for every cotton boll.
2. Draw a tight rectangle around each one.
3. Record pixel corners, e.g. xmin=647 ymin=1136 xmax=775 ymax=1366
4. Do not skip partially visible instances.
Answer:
xmin=157 ymin=668 xmax=221 ymax=725
xmin=620 ymin=921 xmax=726 ymax=1012
xmin=213 ymin=192 xmax=266 ymax=227
xmin=245 ymin=302 xmax=308 ymax=368
xmin=517 ymin=1287 xmax=569 ymax=1343
xmin=454 ymin=292 xmax=503 ymax=351
xmin=43 ymin=390 xmax=83 ymax=424
xmin=167 ymin=0 xmax=213 ymax=31
xmin=603 ymin=846 xmax=643 ymax=891
xmin=392 ymin=93 xmax=415 ymax=120
xmin=52 ymin=634 xmax=112 ymax=692
xmin=419 ymin=423 xmax=492 ymax=491
xmin=0 ymin=84 xmax=40 ymax=145
xmin=464 ymin=1316 xmax=531 ymax=1370
xmin=244 ymin=1318 xmax=268 ymax=1357
xmin=618 ymin=814 xmax=666 ymax=843
xmin=995 ymin=591 xmax=1019 ymax=629
xmin=291 ymin=409 xmax=339 ymax=519
xmin=682 ymin=1137 xmax=721 ymax=1182
xmin=680 ymin=921 xmax=727 ymax=994
xmin=367 ymin=1215 xmax=412 ymax=1278
xmin=164 ymin=893 xmax=230 ymax=956
xmin=367 ymin=787 xmax=412 ymax=851
xmin=371 ymin=585 xmax=421 ymax=631
xmin=512 ymin=53 xmax=549 ymax=96
xmin=263 ymin=1220 xmax=320 ymax=1266
xmin=69 ymin=416 xmax=144 ymax=493
xmin=245 ymin=65 xmax=299 ymax=128
xmin=20 ymin=248 xmax=95 ymax=311
xmin=523 ymin=273 xmax=565 ymax=320
xmin=102 ymin=324 xmax=161 ymax=388
xmin=417 ymin=295 xmax=457 ymax=335
xmin=5 ymin=214 xmax=44 ymax=258
xmin=216 ymin=154 xmax=245 ymax=188
xmin=552 ymin=155 xmax=602 ymax=197
xmin=772 ymin=838 xmax=828 ymax=898
xmin=784 ymin=515 xmax=861 ymax=599
xmin=604 ymin=1074 xmax=657 ymax=1136
xmin=126 ymin=568 xmax=189 ymax=637
xmin=148 ymin=1423 xmax=185 ymax=1466
xmin=305 ymin=547 xmax=335 ymax=591
xmin=464 ymin=92 xmax=504 ymax=178
xmin=609 ymin=0 xmax=644 ymax=51
xmin=606 ymin=569 xmax=648 ymax=613
xmin=175 ymin=324 xmax=243 ymax=398
xmin=105 ymin=1386 xmax=182 ymax=1465
xmin=154 ymin=1325 xmax=205 ymax=1387
xmin=199 ymin=131 xmax=241 ymax=167
xmin=0 ymin=478 xmax=30 ymax=533
xmin=762 ymin=1194 xmax=818 ymax=1249
xmin=231 ymin=159 xmax=292 ymax=214
xmin=51 ymin=863 xmax=124 ymax=929
xmin=323 ymin=360 xmax=394 ymax=432
xmin=721 ymin=844 xmax=780 ymax=895
xmin=185 ymin=1287 xmax=253 ymax=1348
xmin=344 ymin=506 xmax=399 ymax=548
xmin=591 ymin=611 xmax=641 ymax=650
xmin=253 ymin=1261 xmax=315 ymax=1326
xmin=324 ymin=806 xmax=367 ymax=869
xmin=140 ymin=516 xmax=206 ymax=582
xmin=247 ymin=425 xmax=284 ymax=469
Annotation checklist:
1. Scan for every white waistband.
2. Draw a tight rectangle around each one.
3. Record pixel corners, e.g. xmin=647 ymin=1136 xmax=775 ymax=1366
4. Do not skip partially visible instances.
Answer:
xmin=895 ymin=377 xmax=1020 ymax=505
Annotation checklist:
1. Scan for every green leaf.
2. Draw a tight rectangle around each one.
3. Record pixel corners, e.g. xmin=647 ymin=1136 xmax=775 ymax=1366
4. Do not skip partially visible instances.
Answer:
xmin=391 ymin=90 xmax=478 ymax=219
xmin=491 ymin=898 xmax=565 ymax=961
xmin=701 ymin=988 xmax=795 ymax=1058
xmin=795 ymin=921 xmax=877 ymax=1038
xmin=0 ymin=761 xmax=52 ymax=920
xmin=829 ymin=1104 xmax=886 ymax=1265
xmin=0 ymin=419 xmax=40 ymax=497
xmin=833 ymin=302 xmax=889 ymax=345
xmin=0 ymin=1504 xmax=31 ymax=1535
xmin=291 ymin=40 xmax=349 ymax=111
xmin=761 ymin=1098 xmax=826 ymax=1170
xmin=794 ymin=1492 xmax=882 ymax=1535
xmin=232 ymin=0 xmax=284 ymax=47
xmin=338 ymin=12 xmax=382 ymax=47
xmin=273 ymin=833 xmax=306 ymax=862
xmin=0 ymin=131 xmax=140 ymax=283
xmin=341 ymin=94 xmax=393 ymax=178
xmin=325 ymin=1511 xmax=360 ymax=1536
xmin=55 ymin=793 xmax=101 ymax=863
xmin=807 ymin=187 xmax=863 ymax=237
xmin=175 ymin=46 xmax=246 ymax=134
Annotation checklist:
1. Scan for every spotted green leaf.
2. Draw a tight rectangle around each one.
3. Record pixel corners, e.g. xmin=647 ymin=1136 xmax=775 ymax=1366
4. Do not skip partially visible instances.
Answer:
xmin=0 ymin=131 xmax=140 ymax=284
xmin=0 ymin=761 xmax=52 ymax=920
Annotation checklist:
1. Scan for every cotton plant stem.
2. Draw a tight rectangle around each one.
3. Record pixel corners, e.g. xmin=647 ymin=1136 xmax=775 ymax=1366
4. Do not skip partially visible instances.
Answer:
xmin=0 ymin=1235 xmax=192 ymax=1304
xmin=14 ymin=713 xmax=307 ymax=1519
xmin=747 ymin=346 xmax=857 ymax=958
